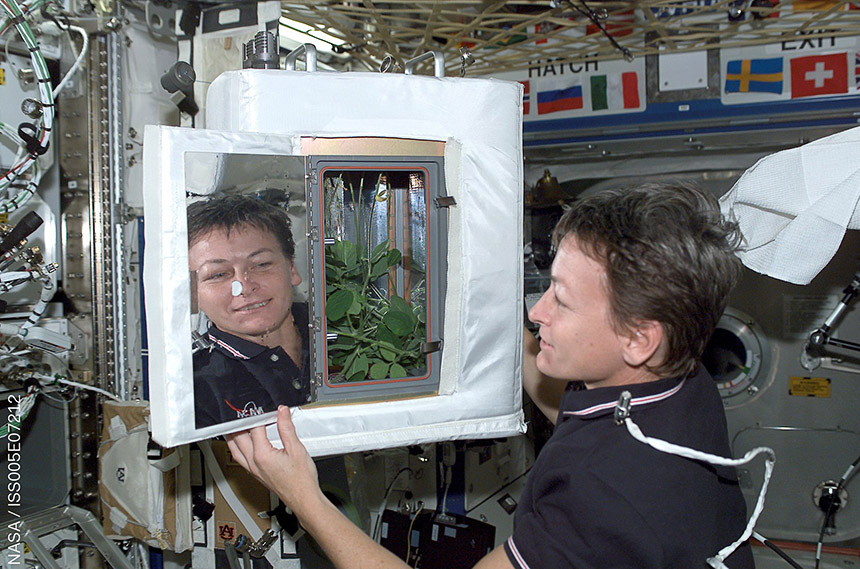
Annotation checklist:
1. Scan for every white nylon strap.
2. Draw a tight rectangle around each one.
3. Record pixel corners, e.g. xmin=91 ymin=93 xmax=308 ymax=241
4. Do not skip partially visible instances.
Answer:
xmin=621 ymin=417 xmax=775 ymax=569
xmin=199 ymin=441 xmax=282 ymax=567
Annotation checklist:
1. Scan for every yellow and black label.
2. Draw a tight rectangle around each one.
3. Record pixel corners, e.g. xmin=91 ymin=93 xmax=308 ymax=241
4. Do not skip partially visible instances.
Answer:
xmin=788 ymin=376 xmax=831 ymax=398
xmin=0 ymin=66 xmax=5 ymax=86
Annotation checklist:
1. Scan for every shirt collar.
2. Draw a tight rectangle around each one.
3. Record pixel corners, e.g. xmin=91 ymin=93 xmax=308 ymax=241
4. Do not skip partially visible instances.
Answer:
xmin=206 ymin=326 xmax=268 ymax=359
xmin=559 ymin=374 xmax=686 ymax=422
xmin=204 ymin=302 xmax=309 ymax=361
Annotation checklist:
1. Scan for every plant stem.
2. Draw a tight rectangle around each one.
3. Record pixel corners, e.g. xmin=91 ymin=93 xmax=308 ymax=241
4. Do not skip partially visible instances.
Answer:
xmin=332 ymin=329 xmax=413 ymax=357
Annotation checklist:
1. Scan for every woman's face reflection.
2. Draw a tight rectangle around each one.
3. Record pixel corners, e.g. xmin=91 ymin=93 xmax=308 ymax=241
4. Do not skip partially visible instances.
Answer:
xmin=189 ymin=224 xmax=301 ymax=345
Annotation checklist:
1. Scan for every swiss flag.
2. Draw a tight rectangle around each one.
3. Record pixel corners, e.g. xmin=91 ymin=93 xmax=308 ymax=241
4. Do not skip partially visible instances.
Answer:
xmin=791 ymin=53 xmax=848 ymax=98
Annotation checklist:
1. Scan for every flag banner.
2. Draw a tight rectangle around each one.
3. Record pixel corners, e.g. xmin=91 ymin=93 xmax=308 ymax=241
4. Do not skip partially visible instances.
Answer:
xmin=520 ymin=80 xmax=531 ymax=114
xmin=534 ymin=22 xmax=562 ymax=44
xmin=792 ymin=0 xmax=846 ymax=10
xmin=586 ymin=9 xmax=634 ymax=38
xmin=537 ymin=80 xmax=583 ymax=114
xmin=725 ymin=57 xmax=784 ymax=94
xmin=591 ymin=75 xmax=608 ymax=110
xmin=790 ymin=53 xmax=848 ymax=98
xmin=591 ymin=72 xmax=640 ymax=110
xmin=534 ymin=23 xmax=550 ymax=45
xmin=492 ymin=55 xmax=646 ymax=120
xmin=855 ymin=53 xmax=860 ymax=90
xmin=721 ymin=40 xmax=859 ymax=105
xmin=620 ymin=71 xmax=640 ymax=108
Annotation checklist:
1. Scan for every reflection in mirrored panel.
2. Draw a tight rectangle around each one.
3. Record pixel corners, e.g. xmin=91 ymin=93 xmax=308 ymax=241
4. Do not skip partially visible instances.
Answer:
xmin=311 ymin=157 xmax=446 ymax=403
xmin=183 ymin=152 xmax=312 ymax=429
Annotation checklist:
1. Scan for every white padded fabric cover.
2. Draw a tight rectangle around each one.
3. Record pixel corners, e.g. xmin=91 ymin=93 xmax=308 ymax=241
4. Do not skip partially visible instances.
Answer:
xmin=144 ymin=70 xmax=525 ymax=454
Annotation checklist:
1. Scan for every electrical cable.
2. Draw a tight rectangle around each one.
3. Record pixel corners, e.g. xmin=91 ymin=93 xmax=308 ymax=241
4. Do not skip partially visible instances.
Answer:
xmin=463 ymin=466 xmax=532 ymax=514
xmin=372 ymin=466 xmax=413 ymax=542
xmin=0 ymin=0 xmax=45 ymax=37
xmin=39 ymin=386 xmax=77 ymax=404
xmin=813 ymin=452 xmax=860 ymax=569
xmin=19 ymin=272 xmax=55 ymax=331
xmin=559 ymin=0 xmax=633 ymax=61
xmin=0 ymin=210 xmax=42 ymax=256
xmin=404 ymin=501 xmax=423 ymax=564
xmin=752 ymin=532 xmax=803 ymax=569
xmin=28 ymin=372 xmax=122 ymax=401
xmin=52 ymin=24 xmax=88 ymax=97
xmin=0 ymin=383 xmax=37 ymax=438
xmin=439 ymin=464 xmax=451 ymax=516
xmin=0 ymin=0 xmax=54 ymax=198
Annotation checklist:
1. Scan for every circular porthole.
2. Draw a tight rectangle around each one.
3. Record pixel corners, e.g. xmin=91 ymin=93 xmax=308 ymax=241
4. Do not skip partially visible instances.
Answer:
xmin=702 ymin=307 xmax=771 ymax=404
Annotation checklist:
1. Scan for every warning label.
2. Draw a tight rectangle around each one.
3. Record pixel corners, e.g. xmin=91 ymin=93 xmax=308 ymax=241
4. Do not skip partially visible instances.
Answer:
xmin=788 ymin=376 xmax=831 ymax=398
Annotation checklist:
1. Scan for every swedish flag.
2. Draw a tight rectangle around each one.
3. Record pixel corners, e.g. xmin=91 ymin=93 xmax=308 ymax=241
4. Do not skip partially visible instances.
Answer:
xmin=725 ymin=58 xmax=784 ymax=94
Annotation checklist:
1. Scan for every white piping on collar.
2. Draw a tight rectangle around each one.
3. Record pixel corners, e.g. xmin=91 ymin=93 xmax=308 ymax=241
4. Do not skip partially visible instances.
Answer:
xmin=208 ymin=334 xmax=250 ymax=360
xmin=563 ymin=378 xmax=686 ymax=417
xmin=506 ymin=536 xmax=532 ymax=569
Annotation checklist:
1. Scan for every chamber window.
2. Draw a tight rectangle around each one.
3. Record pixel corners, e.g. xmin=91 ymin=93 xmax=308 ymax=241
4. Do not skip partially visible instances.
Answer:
xmin=309 ymin=157 xmax=446 ymax=403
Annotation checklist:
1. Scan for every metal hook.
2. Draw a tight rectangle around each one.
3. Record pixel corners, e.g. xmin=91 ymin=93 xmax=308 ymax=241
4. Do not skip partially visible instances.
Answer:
xmin=614 ymin=391 xmax=632 ymax=425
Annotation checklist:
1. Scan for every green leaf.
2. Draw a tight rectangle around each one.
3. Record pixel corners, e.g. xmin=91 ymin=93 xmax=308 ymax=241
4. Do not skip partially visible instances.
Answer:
xmin=390 ymin=295 xmax=411 ymax=315
xmin=348 ymin=354 xmax=369 ymax=378
xmin=380 ymin=346 xmax=396 ymax=362
xmin=386 ymin=249 xmax=402 ymax=267
xmin=342 ymin=240 xmax=359 ymax=269
xmin=347 ymin=369 xmax=366 ymax=382
xmin=390 ymin=296 xmax=418 ymax=327
xmin=346 ymin=294 xmax=363 ymax=315
xmin=326 ymin=289 xmax=353 ymax=321
xmin=383 ymin=310 xmax=414 ymax=337
xmin=377 ymin=327 xmax=402 ymax=350
xmin=333 ymin=335 xmax=356 ymax=348
xmin=370 ymin=258 xmax=389 ymax=280
xmin=390 ymin=363 xmax=407 ymax=378
xmin=343 ymin=262 xmax=363 ymax=279
xmin=328 ymin=241 xmax=346 ymax=264
xmin=369 ymin=362 xmax=390 ymax=380
xmin=370 ymin=241 xmax=390 ymax=263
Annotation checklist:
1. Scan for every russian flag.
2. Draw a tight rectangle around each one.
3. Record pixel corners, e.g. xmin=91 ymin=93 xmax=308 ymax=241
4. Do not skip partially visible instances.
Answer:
xmin=537 ymin=81 xmax=583 ymax=114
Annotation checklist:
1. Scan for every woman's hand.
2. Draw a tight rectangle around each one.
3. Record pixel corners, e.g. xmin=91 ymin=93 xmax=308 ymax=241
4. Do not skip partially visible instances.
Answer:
xmin=226 ymin=405 xmax=324 ymax=515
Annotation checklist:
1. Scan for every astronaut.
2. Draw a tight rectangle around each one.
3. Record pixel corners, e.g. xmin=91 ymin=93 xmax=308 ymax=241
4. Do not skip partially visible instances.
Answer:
xmin=187 ymin=194 xmax=309 ymax=429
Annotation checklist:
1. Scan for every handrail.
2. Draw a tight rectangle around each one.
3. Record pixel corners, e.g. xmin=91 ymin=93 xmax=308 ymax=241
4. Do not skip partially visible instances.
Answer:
xmin=404 ymin=50 xmax=445 ymax=78
xmin=285 ymin=43 xmax=318 ymax=72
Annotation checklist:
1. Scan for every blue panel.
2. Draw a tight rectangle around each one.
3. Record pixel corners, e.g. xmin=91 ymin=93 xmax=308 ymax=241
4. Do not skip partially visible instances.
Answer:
xmin=523 ymin=94 xmax=860 ymax=146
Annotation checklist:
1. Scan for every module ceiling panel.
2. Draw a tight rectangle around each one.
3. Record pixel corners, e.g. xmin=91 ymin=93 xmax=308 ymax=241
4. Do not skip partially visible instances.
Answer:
xmin=279 ymin=1 xmax=860 ymax=75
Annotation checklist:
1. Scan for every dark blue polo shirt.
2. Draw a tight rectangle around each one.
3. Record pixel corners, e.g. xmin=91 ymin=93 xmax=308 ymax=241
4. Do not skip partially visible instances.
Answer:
xmin=506 ymin=367 xmax=754 ymax=569
xmin=193 ymin=303 xmax=311 ymax=429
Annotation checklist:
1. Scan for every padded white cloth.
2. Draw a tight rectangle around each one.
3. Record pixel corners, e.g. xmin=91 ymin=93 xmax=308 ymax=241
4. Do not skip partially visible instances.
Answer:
xmin=720 ymin=126 xmax=860 ymax=285
xmin=144 ymin=70 xmax=526 ymax=454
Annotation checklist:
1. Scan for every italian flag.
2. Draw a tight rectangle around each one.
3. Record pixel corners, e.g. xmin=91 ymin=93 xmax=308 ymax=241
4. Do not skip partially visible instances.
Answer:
xmin=591 ymin=72 xmax=640 ymax=111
